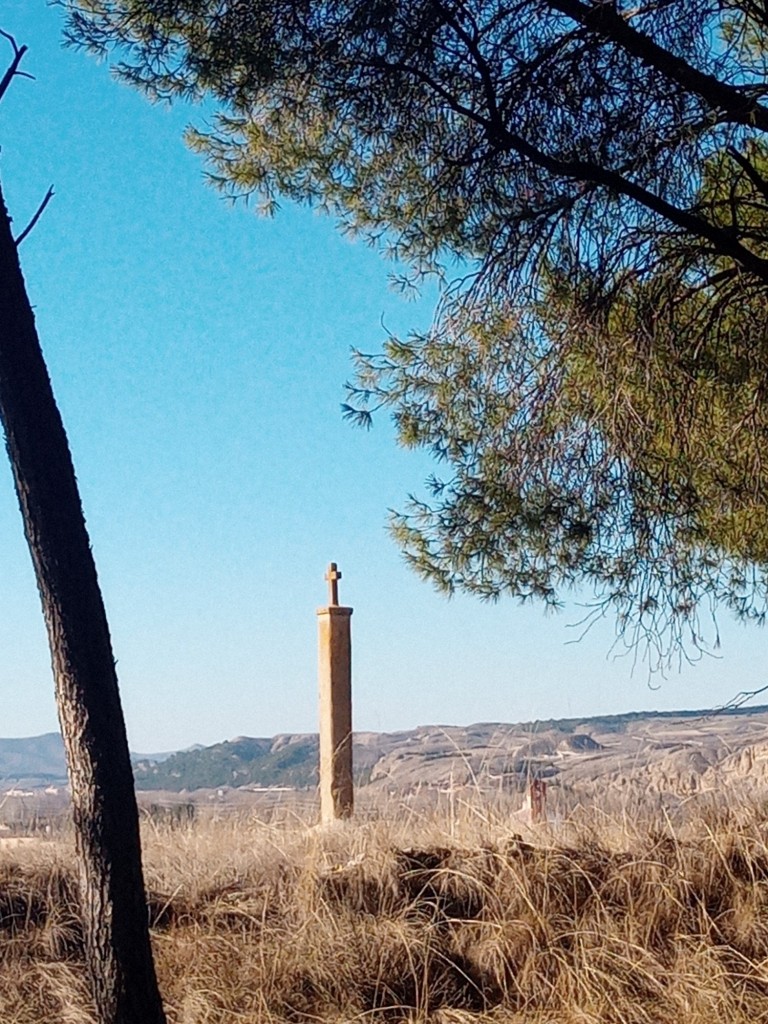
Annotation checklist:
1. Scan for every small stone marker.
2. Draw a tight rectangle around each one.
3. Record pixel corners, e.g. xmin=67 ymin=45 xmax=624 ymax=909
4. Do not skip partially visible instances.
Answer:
xmin=317 ymin=562 xmax=354 ymax=823
xmin=530 ymin=778 xmax=547 ymax=825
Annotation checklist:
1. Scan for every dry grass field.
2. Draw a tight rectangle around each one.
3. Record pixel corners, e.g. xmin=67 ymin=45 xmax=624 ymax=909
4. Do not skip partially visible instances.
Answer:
xmin=3 ymin=796 xmax=768 ymax=1023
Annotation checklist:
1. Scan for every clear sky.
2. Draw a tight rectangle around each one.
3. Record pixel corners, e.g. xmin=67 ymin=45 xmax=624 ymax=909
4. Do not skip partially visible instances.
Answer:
xmin=0 ymin=2 xmax=766 ymax=752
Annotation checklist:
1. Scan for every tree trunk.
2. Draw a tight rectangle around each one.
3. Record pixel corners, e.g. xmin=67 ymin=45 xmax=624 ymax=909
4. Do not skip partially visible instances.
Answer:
xmin=0 ymin=182 xmax=166 ymax=1023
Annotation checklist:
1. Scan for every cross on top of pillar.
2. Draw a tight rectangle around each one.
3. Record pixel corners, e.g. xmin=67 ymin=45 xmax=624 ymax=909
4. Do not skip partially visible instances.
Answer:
xmin=325 ymin=562 xmax=342 ymax=605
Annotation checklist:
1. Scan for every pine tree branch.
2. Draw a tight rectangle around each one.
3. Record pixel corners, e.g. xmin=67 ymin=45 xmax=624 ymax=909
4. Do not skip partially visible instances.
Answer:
xmin=548 ymin=0 xmax=768 ymax=132
xmin=372 ymin=45 xmax=768 ymax=284
xmin=493 ymin=125 xmax=768 ymax=282
xmin=727 ymin=146 xmax=768 ymax=204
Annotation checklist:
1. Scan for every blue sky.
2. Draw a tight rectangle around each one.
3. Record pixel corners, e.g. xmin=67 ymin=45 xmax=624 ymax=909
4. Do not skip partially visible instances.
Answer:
xmin=0 ymin=2 xmax=765 ymax=751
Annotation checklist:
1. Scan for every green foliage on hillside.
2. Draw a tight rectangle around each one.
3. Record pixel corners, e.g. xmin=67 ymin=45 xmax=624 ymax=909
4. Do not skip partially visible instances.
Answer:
xmin=132 ymin=736 xmax=319 ymax=792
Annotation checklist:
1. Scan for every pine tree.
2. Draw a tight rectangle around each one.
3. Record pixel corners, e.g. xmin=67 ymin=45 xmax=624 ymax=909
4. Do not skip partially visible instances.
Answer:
xmin=62 ymin=0 xmax=768 ymax=663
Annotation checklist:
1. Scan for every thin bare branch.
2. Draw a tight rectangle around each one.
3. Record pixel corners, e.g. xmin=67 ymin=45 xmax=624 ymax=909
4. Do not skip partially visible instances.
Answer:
xmin=0 ymin=29 xmax=29 ymax=104
xmin=699 ymin=683 xmax=768 ymax=719
xmin=14 ymin=187 xmax=54 ymax=247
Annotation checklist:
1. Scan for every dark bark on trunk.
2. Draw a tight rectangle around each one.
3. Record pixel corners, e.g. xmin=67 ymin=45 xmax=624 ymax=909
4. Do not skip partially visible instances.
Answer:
xmin=0 ymin=182 xmax=166 ymax=1023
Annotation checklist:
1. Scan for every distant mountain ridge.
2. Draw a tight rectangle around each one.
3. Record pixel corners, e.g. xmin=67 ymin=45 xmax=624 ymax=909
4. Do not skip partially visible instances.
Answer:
xmin=0 ymin=733 xmax=67 ymax=786
xmin=7 ymin=703 xmax=768 ymax=795
xmin=0 ymin=734 xmax=185 ymax=788
xmin=133 ymin=703 xmax=768 ymax=794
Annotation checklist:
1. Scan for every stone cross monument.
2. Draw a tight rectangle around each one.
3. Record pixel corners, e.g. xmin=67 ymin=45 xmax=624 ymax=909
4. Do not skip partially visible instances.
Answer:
xmin=317 ymin=562 xmax=354 ymax=822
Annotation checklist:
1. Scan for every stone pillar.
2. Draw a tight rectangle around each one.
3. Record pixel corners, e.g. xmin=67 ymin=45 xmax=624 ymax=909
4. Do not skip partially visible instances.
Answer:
xmin=317 ymin=563 xmax=353 ymax=823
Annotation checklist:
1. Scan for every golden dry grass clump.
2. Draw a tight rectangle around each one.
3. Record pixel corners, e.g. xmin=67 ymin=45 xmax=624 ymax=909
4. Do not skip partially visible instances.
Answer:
xmin=3 ymin=802 xmax=768 ymax=1023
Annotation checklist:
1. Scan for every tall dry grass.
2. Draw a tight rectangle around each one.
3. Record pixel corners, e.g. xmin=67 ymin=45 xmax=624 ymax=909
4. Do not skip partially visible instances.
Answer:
xmin=2 ymin=797 xmax=768 ymax=1022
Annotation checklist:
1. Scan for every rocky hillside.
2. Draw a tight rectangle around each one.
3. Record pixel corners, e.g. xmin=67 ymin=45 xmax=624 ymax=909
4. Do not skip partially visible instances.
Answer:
xmin=8 ymin=705 xmax=768 ymax=800
xmin=132 ymin=705 xmax=768 ymax=799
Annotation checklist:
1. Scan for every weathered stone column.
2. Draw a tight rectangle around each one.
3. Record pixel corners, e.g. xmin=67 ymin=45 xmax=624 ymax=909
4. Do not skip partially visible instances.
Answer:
xmin=317 ymin=563 xmax=353 ymax=823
